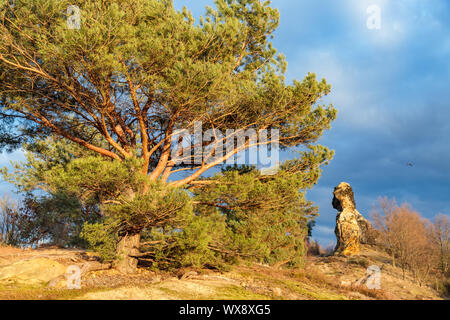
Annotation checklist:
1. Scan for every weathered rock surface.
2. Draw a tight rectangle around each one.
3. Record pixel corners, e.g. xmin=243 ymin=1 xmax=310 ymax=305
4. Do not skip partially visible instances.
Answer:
xmin=332 ymin=182 xmax=376 ymax=256
xmin=0 ymin=247 xmax=111 ymax=288
xmin=0 ymin=257 xmax=67 ymax=285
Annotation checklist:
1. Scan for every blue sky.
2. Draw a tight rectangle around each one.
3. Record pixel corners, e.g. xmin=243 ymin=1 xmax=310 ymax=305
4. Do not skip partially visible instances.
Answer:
xmin=1 ymin=0 xmax=450 ymax=246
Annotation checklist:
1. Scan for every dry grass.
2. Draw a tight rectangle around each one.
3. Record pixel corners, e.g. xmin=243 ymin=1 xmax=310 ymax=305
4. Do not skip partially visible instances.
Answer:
xmin=348 ymin=285 xmax=391 ymax=300
xmin=0 ymin=284 xmax=102 ymax=300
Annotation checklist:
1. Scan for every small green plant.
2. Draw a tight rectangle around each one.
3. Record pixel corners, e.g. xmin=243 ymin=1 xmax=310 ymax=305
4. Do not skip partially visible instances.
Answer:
xmin=348 ymin=257 xmax=370 ymax=268
xmin=80 ymin=221 xmax=118 ymax=262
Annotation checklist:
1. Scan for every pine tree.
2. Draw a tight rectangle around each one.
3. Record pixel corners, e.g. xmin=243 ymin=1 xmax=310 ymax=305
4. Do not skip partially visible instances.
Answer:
xmin=0 ymin=0 xmax=337 ymax=272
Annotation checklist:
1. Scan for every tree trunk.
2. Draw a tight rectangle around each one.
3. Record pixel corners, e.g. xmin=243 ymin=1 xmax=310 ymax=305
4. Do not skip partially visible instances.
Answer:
xmin=114 ymin=232 xmax=141 ymax=274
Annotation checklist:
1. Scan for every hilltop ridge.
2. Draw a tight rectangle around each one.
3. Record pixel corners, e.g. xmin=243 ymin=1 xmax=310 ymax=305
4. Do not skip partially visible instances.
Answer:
xmin=0 ymin=244 xmax=443 ymax=300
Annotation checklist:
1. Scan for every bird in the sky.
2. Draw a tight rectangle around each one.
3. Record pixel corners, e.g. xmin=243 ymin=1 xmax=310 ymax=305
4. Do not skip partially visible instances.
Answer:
xmin=407 ymin=162 xmax=413 ymax=167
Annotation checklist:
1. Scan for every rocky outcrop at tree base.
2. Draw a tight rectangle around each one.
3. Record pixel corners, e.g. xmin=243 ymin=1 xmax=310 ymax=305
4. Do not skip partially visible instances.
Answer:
xmin=0 ymin=258 xmax=67 ymax=285
xmin=332 ymin=182 xmax=377 ymax=256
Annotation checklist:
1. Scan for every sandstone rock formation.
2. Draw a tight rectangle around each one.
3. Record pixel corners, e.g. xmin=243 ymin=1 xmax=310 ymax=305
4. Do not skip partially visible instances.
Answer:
xmin=332 ymin=182 xmax=376 ymax=256
xmin=0 ymin=257 xmax=67 ymax=285
xmin=0 ymin=248 xmax=111 ymax=288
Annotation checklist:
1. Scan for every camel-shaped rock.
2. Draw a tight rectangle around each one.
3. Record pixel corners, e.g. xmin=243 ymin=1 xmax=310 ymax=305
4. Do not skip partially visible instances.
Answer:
xmin=332 ymin=182 xmax=376 ymax=256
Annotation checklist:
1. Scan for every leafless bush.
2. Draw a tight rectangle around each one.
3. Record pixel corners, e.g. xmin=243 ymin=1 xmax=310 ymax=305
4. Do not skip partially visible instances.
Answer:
xmin=307 ymin=240 xmax=335 ymax=256
xmin=0 ymin=195 xmax=21 ymax=246
xmin=371 ymin=197 xmax=439 ymax=285
xmin=429 ymin=214 xmax=450 ymax=277
xmin=307 ymin=239 xmax=321 ymax=256
xmin=323 ymin=242 xmax=335 ymax=256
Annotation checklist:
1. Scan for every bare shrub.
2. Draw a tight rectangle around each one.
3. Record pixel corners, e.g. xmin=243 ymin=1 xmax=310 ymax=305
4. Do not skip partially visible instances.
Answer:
xmin=371 ymin=197 xmax=437 ymax=285
xmin=0 ymin=195 xmax=21 ymax=246
xmin=323 ymin=242 xmax=335 ymax=256
xmin=429 ymin=214 xmax=450 ymax=276
xmin=306 ymin=240 xmax=336 ymax=256
xmin=307 ymin=239 xmax=322 ymax=256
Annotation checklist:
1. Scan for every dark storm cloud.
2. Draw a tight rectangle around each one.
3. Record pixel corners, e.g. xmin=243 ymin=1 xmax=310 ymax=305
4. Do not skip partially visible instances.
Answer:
xmin=269 ymin=0 xmax=450 ymax=244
